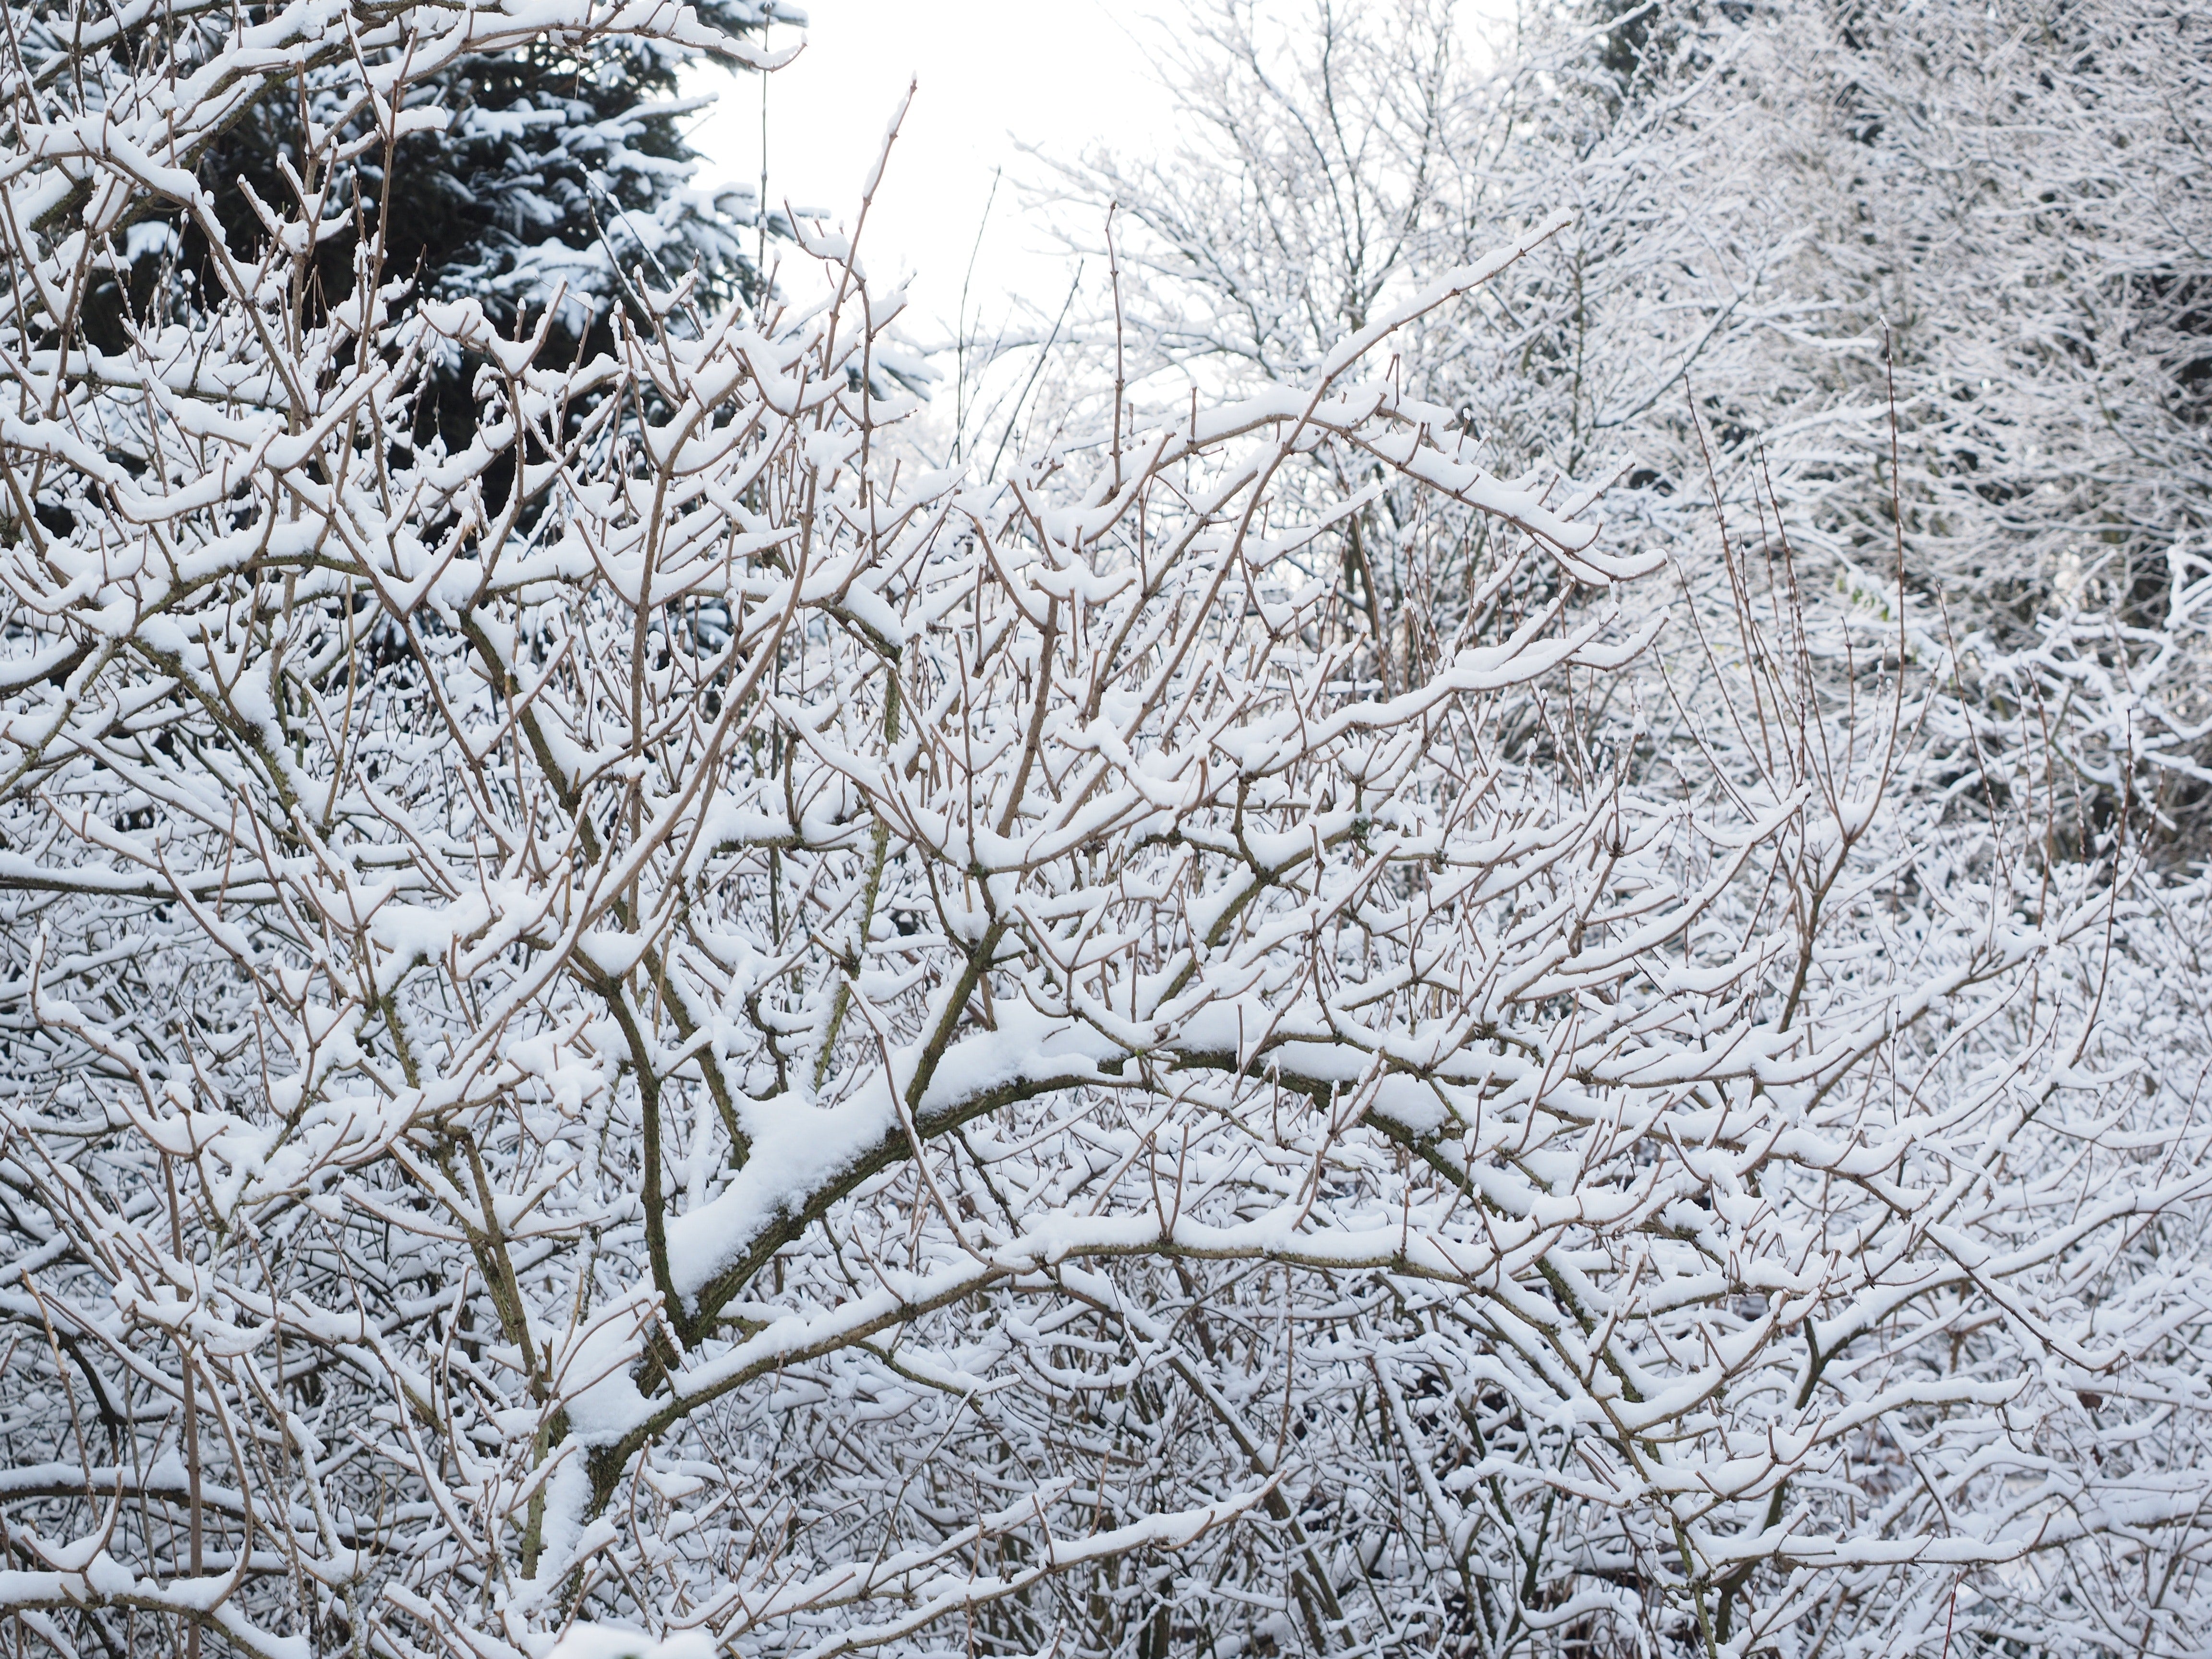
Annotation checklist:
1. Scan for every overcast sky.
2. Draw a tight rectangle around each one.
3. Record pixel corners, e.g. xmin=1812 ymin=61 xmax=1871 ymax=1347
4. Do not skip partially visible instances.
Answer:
xmin=684 ymin=3 xmax=1180 ymax=342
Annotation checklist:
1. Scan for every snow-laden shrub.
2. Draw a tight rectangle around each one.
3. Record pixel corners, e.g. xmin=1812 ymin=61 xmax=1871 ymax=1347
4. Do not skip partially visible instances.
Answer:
xmin=1 ymin=5 xmax=2210 ymax=1658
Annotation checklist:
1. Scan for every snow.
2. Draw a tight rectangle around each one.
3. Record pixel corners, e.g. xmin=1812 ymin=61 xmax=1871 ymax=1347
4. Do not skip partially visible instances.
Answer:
xmin=4 ymin=0 xmax=2210 ymax=1655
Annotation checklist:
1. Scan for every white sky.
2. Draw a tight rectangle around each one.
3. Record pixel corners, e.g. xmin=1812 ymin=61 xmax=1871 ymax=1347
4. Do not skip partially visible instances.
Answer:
xmin=683 ymin=3 xmax=1180 ymax=343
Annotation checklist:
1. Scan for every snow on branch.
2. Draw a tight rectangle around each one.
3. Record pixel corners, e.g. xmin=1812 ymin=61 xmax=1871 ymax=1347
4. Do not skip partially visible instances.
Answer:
xmin=0 ymin=3 xmax=2207 ymax=1658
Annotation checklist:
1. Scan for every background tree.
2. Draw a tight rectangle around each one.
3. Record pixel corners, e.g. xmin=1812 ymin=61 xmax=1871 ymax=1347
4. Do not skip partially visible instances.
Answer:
xmin=75 ymin=0 xmax=802 ymax=453
xmin=1043 ymin=0 xmax=2212 ymax=844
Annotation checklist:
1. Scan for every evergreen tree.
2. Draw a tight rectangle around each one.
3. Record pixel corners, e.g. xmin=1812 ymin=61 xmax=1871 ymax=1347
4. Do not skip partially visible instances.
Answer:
xmin=87 ymin=0 xmax=801 ymax=444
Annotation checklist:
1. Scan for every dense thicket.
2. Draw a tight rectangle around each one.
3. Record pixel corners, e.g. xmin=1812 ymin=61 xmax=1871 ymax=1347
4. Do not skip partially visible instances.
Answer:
xmin=1047 ymin=0 xmax=2212 ymax=842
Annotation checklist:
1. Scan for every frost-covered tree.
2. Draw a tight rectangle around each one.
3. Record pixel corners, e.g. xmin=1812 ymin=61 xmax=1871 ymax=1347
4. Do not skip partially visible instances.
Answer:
xmin=1046 ymin=0 xmax=2212 ymax=844
xmin=5 ymin=2 xmax=2212 ymax=1659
